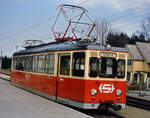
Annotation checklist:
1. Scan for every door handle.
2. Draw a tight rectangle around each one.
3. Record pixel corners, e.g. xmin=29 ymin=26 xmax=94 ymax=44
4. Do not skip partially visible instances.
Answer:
xmin=59 ymin=78 xmax=64 ymax=81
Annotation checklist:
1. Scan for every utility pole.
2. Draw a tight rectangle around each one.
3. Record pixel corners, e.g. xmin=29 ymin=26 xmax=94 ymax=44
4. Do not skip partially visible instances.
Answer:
xmin=0 ymin=50 xmax=2 ymax=69
xmin=16 ymin=46 xmax=19 ymax=52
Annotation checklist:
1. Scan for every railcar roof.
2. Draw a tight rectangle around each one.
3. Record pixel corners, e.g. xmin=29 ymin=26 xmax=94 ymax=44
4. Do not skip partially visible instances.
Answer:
xmin=13 ymin=41 xmax=127 ymax=56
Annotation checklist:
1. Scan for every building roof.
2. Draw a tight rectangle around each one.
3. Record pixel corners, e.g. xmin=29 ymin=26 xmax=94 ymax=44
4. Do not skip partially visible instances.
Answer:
xmin=126 ymin=44 xmax=144 ymax=61
xmin=126 ymin=42 xmax=150 ymax=64
xmin=136 ymin=42 xmax=150 ymax=63
xmin=13 ymin=41 xmax=127 ymax=56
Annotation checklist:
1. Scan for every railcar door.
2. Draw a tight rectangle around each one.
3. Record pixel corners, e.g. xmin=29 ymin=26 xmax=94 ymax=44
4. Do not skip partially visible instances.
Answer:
xmin=56 ymin=53 xmax=71 ymax=102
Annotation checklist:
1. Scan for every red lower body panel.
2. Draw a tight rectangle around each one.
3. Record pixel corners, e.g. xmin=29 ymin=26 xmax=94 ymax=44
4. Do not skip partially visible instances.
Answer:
xmin=11 ymin=71 xmax=126 ymax=105
xmin=11 ymin=71 xmax=57 ymax=96
xmin=84 ymin=80 xmax=126 ymax=103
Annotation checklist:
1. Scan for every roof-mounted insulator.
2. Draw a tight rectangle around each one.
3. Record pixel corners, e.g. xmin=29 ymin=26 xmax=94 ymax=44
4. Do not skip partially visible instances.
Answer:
xmin=56 ymin=37 xmax=73 ymax=42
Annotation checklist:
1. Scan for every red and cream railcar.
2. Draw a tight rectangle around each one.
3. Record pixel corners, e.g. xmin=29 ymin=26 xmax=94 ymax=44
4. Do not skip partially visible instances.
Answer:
xmin=11 ymin=40 xmax=128 ymax=110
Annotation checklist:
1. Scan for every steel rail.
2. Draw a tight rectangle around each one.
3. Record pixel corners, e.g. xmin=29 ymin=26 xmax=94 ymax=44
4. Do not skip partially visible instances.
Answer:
xmin=126 ymin=96 xmax=150 ymax=110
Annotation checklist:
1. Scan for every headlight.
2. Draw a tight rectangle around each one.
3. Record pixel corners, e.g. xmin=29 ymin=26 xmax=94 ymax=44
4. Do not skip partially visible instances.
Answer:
xmin=106 ymin=44 xmax=111 ymax=50
xmin=116 ymin=89 xmax=122 ymax=96
xmin=91 ymin=89 xmax=97 ymax=96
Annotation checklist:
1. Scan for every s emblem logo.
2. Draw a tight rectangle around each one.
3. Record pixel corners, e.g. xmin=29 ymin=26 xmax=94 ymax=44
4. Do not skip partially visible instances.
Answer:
xmin=99 ymin=84 xmax=115 ymax=93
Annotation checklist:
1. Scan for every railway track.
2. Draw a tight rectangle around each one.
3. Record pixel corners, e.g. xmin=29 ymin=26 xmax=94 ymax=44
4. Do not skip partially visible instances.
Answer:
xmin=126 ymin=96 xmax=150 ymax=110
xmin=68 ymin=107 xmax=126 ymax=118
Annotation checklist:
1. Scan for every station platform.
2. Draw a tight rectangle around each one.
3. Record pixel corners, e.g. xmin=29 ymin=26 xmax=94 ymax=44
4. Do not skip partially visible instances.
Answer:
xmin=0 ymin=73 xmax=10 ymax=81
xmin=0 ymin=75 xmax=92 ymax=118
xmin=127 ymin=90 xmax=150 ymax=101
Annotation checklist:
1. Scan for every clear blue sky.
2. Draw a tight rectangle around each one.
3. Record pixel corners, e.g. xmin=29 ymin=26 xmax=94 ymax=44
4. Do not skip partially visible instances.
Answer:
xmin=0 ymin=0 xmax=150 ymax=56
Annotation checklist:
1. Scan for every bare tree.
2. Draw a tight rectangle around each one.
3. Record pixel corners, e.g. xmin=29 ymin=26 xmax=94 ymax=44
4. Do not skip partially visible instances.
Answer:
xmin=141 ymin=16 xmax=150 ymax=40
xmin=95 ymin=19 xmax=111 ymax=46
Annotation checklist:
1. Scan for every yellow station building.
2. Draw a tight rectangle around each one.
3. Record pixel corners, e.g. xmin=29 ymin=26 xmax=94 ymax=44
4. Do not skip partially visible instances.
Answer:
xmin=126 ymin=42 xmax=150 ymax=90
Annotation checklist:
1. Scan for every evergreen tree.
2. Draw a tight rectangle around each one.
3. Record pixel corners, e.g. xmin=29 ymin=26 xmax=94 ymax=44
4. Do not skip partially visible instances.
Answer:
xmin=106 ymin=32 xmax=130 ymax=47
xmin=106 ymin=32 xmax=147 ymax=47
xmin=2 ymin=56 xmax=12 ymax=69
xmin=129 ymin=33 xmax=146 ymax=44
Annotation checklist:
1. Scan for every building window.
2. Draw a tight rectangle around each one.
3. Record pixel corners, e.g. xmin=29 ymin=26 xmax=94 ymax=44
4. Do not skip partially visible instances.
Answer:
xmin=133 ymin=73 xmax=138 ymax=84
xmin=46 ymin=54 xmax=55 ymax=74
xmin=147 ymin=73 xmax=150 ymax=77
xmin=60 ymin=55 xmax=70 ymax=75
xmin=72 ymin=52 xmax=85 ymax=77
xmin=148 ymin=63 xmax=150 ymax=68
xmin=128 ymin=60 xmax=132 ymax=65
xmin=117 ymin=59 xmax=125 ymax=78
xmin=127 ymin=72 xmax=131 ymax=82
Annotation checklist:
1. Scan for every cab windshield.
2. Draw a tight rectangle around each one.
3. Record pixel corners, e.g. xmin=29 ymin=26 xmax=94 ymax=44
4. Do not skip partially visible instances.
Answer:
xmin=89 ymin=57 xmax=125 ymax=79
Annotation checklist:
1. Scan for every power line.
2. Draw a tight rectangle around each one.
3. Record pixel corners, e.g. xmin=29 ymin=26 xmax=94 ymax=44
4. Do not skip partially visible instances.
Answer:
xmin=5 ymin=15 xmax=56 ymax=40
xmin=111 ymin=13 xmax=150 ymax=35
xmin=97 ymin=1 xmax=150 ymax=22
xmin=110 ymin=6 xmax=150 ymax=24
xmin=110 ymin=8 xmax=150 ymax=30
xmin=111 ymin=11 xmax=150 ymax=26
xmin=4 ymin=0 xmax=144 ymax=41
xmin=1 ymin=15 xmax=57 ymax=49
xmin=75 ymin=0 xmax=91 ymax=6
xmin=3 ymin=0 xmax=150 ymax=41
xmin=2 ymin=1 xmax=150 ymax=53
xmin=97 ymin=2 xmax=150 ymax=35
xmin=2 ymin=1 xmax=92 ymax=41
xmin=112 ymin=20 xmax=140 ymax=31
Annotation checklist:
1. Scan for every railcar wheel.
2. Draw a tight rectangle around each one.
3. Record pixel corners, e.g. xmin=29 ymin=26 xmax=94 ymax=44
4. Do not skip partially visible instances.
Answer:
xmin=98 ymin=104 xmax=109 ymax=112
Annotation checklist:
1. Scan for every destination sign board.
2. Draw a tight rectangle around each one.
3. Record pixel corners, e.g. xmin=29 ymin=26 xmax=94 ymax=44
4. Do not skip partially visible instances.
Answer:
xmin=100 ymin=52 xmax=117 ymax=58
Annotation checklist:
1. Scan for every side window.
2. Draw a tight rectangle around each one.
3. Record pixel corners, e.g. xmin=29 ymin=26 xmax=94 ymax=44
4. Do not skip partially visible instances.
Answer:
xmin=20 ymin=57 xmax=25 ymax=71
xmin=117 ymin=59 xmax=125 ymax=78
xmin=21 ymin=57 xmax=25 ymax=71
xmin=13 ymin=57 xmax=17 ymax=70
xmin=24 ymin=57 xmax=27 ymax=71
xmin=37 ymin=55 xmax=46 ymax=73
xmin=60 ymin=55 xmax=70 ymax=75
xmin=16 ymin=57 xmax=24 ymax=71
xmin=24 ymin=57 xmax=30 ymax=71
xmin=33 ymin=56 xmax=38 ymax=72
xmin=89 ymin=57 xmax=98 ymax=77
xmin=15 ymin=57 xmax=25 ymax=71
xmin=72 ymin=52 xmax=85 ymax=77
xmin=46 ymin=54 xmax=55 ymax=74
xmin=26 ymin=56 xmax=33 ymax=72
